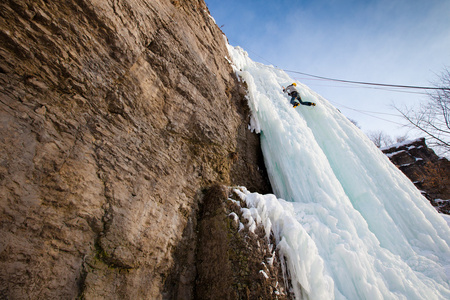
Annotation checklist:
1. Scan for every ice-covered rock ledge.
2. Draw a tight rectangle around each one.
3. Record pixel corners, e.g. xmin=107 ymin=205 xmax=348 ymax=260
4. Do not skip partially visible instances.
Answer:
xmin=232 ymin=187 xmax=334 ymax=300
xmin=196 ymin=185 xmax=292 ymax=299
xmin=382 ymin=138 xmax=450 ymax=215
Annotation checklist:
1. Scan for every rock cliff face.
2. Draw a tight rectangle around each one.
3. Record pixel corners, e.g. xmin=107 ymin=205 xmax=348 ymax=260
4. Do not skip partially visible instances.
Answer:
xmin=0 ymin=0 xmax=273 ymax=299
xmin=382 ymin=138 xmax=450 ymax=214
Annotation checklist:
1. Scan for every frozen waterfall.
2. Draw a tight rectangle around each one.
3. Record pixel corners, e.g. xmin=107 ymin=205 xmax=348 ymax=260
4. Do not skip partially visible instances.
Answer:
xmin=227 ymin=45 xmax=450 ymax=300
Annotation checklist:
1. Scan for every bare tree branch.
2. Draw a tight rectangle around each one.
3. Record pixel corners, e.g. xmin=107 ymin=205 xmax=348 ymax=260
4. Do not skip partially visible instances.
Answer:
xmin=394 ymin=67 xmax=450 ymax=152
xmin=394 ymin=107 xmax=450 ymax=148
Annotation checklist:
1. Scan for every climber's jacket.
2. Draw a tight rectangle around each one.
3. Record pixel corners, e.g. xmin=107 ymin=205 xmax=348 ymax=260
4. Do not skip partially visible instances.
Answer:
xmin=284 ymin=84 xmax=298 ymax=97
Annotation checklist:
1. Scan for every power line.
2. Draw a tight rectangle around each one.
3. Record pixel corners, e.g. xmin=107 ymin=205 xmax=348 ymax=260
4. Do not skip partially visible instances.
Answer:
xmin=227 ymin=43 xmax=441 ymax=126
xmin=284 ymin=70 xmax=449 ymax=91
xmin=229 ymin=41 xmax=448 ymax=92
xmin=293 ymin=76 xmax=429 ymax=94
xmin=352 ymin=110 xmax=406 ymax=126
xmin=291 ymin=77 xmax=429 ymax=95
xmin=329 ymin=100 xmax=401 ymax=117
xmin=328 ymin=100 xmax=406 ymax=126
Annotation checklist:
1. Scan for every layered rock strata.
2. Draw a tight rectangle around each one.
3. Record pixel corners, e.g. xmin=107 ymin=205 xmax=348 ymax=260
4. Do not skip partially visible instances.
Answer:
xmin=382 ymin=138 xmax=450 ymax=214
xmin=0 ymin=0 xmax=273 ymax=298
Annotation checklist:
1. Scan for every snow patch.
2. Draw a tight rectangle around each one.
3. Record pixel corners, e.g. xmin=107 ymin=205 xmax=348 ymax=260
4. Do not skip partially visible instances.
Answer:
xmin=381 ymin=138 xmax=424 ymax=151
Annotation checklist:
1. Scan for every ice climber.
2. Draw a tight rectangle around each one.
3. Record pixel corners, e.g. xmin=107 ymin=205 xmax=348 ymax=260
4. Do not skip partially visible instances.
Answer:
xmin=283 ymin=83 xmax=316 ymax=108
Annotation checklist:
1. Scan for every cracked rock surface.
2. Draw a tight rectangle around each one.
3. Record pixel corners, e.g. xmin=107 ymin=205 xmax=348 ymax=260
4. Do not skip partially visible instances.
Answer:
xmin=0 ymin=0 xmax=271 ymax=298
xmin=382 ymin=138 xmax=450 ymax=215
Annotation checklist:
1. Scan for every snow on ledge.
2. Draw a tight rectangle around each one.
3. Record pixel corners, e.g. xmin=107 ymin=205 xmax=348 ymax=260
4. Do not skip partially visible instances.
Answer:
xmin=381 ymin=138 xmax=424 ymax=151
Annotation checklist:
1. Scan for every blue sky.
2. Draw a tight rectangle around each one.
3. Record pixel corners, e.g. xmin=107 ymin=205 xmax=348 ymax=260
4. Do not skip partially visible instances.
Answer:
xmin=206 ymin=0 xmax=450 ymax=140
